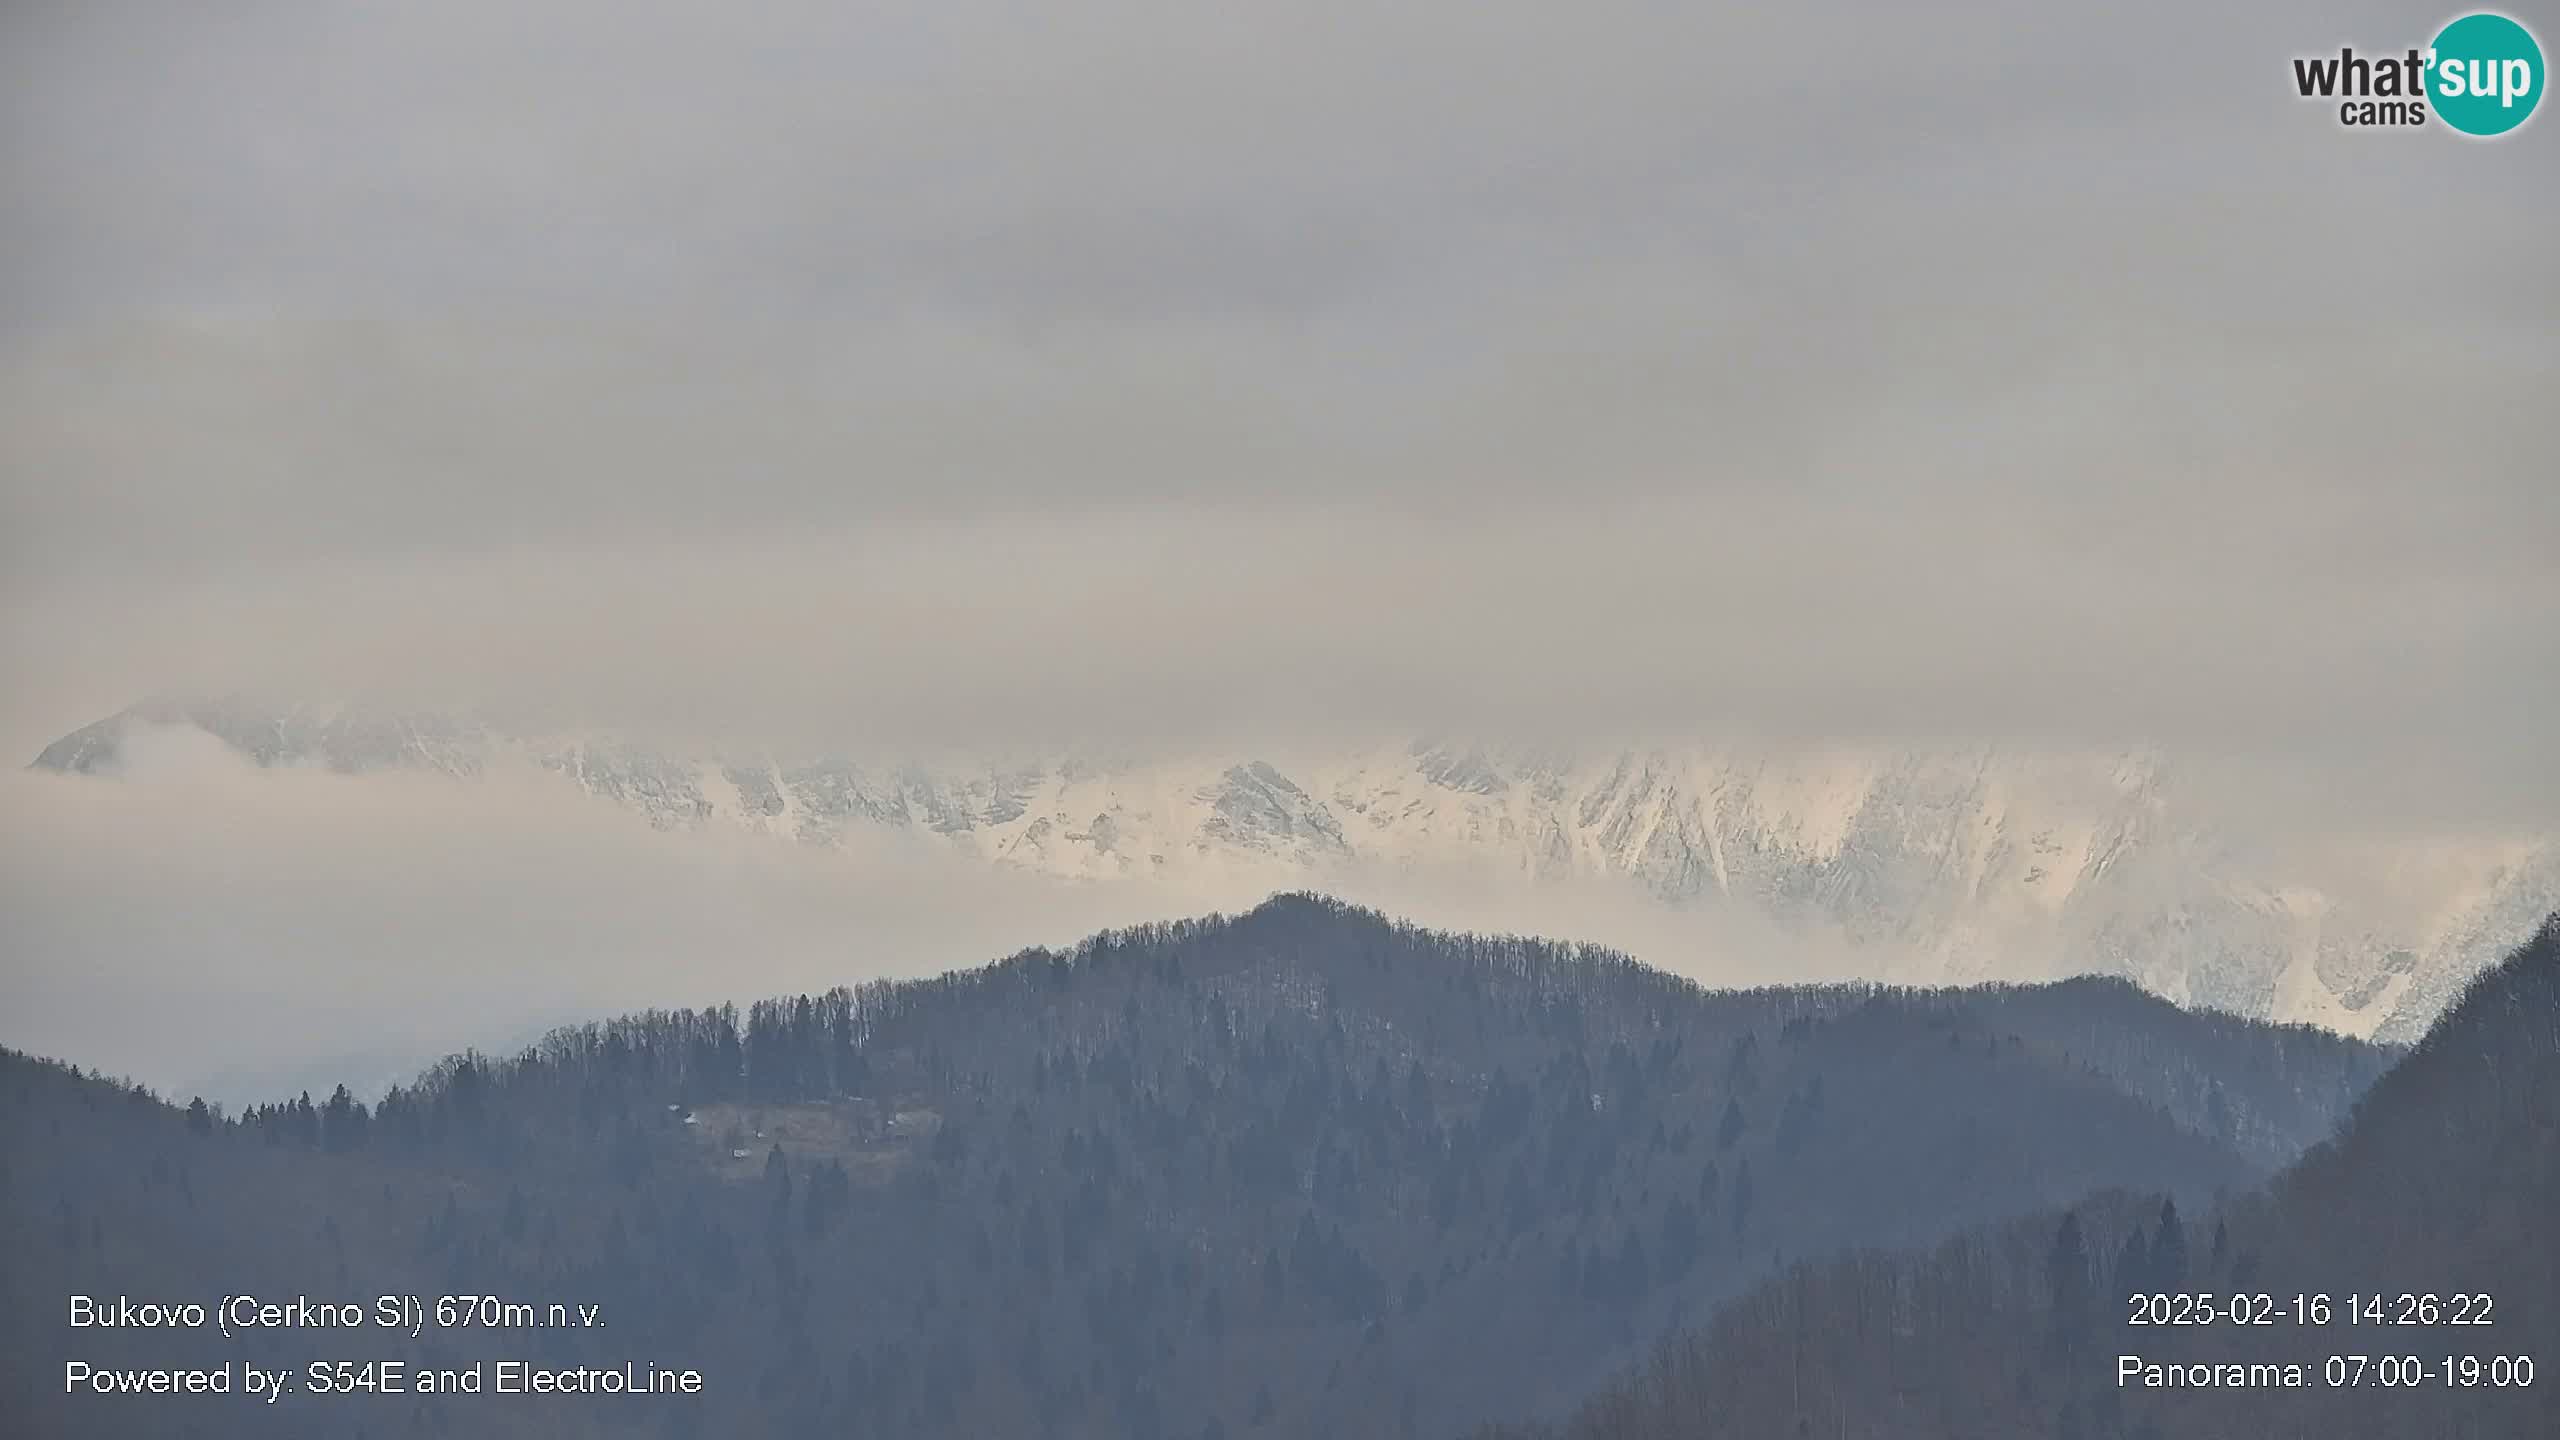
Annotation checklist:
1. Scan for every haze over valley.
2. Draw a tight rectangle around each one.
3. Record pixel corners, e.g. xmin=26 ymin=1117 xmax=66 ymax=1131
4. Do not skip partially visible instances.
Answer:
xmin=22 ymin=698 xmax=2558 ymax=1101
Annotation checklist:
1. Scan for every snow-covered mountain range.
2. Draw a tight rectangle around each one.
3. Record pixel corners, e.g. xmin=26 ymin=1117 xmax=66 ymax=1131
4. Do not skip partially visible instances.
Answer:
xmin=33 ymin=697 xmax=2556 ymax=1042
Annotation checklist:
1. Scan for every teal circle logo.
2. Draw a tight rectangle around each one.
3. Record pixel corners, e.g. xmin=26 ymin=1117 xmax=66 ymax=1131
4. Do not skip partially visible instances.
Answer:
xmin=2429 ymin=13 xmax=2544 ymax=136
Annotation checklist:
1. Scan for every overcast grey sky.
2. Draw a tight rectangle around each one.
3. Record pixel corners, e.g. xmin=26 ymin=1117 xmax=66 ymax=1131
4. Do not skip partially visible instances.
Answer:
xmin=2 ymin=0 xmax=2554 ymax=798
xmin=3 ymin=0 xmax=2556 ymax=1099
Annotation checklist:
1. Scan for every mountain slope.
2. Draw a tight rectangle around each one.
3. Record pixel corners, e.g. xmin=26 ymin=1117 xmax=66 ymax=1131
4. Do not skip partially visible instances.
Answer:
xmin=32 ymin=698 xmax=2556 ymax=1037
xmin=1485 ymin=913 xmax=2559 ymax=1440
xmin=0 ymin=897 xmax=2392 ymax=1440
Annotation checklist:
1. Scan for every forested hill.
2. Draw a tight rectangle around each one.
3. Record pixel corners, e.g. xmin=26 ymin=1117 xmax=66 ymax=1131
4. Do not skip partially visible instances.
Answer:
xmin=3 ymin=895 xmax=2393 ymax=1440
xmin=1480 ymin=914 xmax=2559 ymax=1440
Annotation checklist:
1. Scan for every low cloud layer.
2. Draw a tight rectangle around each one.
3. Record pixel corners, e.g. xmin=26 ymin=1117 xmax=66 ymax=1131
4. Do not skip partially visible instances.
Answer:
xmin=1 ymin=2 xmax=2554 ymax=1086
xmin=7 ymin=502 xmax=2551 ymax=828
xmin=0 ymin=730 xmax=1908 ymax=1104
xmin=0 ymin=730 xmax=1275 ymax=1102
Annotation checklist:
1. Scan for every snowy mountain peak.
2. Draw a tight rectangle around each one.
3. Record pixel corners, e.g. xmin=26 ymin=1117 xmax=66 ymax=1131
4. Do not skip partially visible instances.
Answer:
xmin=31 ymin=699 xmax=2555 ymax=1042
